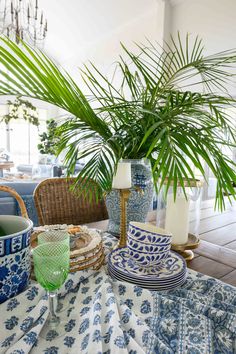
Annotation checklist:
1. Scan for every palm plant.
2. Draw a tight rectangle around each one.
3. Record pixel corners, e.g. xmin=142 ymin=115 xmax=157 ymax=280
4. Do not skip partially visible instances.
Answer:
xmin=0 ymin=34 xmax=235 ymax=209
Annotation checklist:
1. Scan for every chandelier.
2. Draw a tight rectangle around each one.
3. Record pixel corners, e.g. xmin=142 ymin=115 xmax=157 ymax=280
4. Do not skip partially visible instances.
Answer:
xmin=0 ymin=0 xmax=47 ymax=47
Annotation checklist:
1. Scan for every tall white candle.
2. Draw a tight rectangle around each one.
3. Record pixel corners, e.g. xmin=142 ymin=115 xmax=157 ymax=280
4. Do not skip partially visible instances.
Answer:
xmin=112 ymin=162 xmax=132 ymax=189
xmin=165 ymin=193 xmax=190 ymax=244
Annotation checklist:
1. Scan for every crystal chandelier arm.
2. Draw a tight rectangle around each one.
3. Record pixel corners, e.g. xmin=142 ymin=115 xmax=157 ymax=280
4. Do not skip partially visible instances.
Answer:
xmin=0 ymin=0 xmax=47 ymax=46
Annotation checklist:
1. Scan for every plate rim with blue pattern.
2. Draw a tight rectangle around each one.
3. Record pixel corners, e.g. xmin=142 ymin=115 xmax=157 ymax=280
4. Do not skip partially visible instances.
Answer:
xmin=108 ymin=247 xmax=187 ymax=282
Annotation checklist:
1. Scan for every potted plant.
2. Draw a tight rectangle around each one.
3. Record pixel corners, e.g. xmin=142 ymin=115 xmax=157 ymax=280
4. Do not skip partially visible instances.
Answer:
xmin=0 ymin=34 xmax=235 ymax=230
xmin=38 ymin=119 xmax=59 ymax=157
xmin=1 ymin=96 xmax=39 ymax=126
xmin=37 ymin=118 xmax=60 ymax=165
xmin=32 ymin=119 xmax=62 ymax=178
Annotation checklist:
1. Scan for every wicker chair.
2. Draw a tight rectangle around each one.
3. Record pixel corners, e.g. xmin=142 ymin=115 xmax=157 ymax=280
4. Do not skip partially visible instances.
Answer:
xmin=34 ymin=178 xmax=108 ymax=226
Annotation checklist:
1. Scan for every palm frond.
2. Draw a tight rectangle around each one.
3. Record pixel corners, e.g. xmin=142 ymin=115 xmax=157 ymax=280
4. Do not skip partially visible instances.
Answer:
xmin=0 ymin=35 xmax=235 ymax=207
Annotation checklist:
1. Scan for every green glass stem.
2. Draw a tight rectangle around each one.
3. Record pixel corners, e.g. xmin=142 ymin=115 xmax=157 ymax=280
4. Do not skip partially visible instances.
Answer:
xmin=47 ymin=291 xmax=60 ymax=326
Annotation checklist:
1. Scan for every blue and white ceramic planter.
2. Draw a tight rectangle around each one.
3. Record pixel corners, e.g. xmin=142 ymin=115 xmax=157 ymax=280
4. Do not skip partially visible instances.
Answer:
xmin=106 ymin=159 xmax=153 ymax=236
xmin=0 ymin=216 xmax=33 ymax=303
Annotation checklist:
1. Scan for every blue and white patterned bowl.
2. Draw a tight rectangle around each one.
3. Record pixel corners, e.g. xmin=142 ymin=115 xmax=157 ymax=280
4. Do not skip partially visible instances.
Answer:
xmin=0 ymin=215 xmax=33 ymax=304
xmin=128 ymin=222 xmax=172 ymax=244
xmin=127 ymin=236 xmax=170 ymax=253
xmin=127 ymin=222 xmax=172 ymax=268
xmin=128 ymin=232 xmax=171 ymax=247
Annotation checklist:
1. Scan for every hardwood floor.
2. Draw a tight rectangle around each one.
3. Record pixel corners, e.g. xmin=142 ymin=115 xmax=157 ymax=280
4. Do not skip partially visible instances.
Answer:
xmin=188 ymin=200 xmax=236 ymax=286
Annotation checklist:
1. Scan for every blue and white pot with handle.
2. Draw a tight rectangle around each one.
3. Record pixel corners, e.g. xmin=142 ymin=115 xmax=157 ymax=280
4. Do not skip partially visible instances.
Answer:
xmin=0 ymin=186 xmax=33 ymax=303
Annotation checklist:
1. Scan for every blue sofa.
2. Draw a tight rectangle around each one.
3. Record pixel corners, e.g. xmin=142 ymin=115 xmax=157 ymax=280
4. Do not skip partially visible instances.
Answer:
xmin=0 ymin=181 xmax=39 ymax=225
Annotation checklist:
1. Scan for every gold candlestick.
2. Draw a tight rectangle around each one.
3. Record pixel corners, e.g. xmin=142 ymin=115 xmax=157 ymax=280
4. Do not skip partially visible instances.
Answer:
xmin=171 ymin=234 xmax=200 ymax=261
xmin=113 ymin=188 xmax=131 ymax=249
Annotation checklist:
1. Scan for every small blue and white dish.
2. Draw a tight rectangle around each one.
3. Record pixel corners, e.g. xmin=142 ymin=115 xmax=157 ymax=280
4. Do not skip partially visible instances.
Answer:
xmin=127 ymin=246 xmax=169 ymax=269
xmin=108 ymin=247 xmax=187 ymax=291
xmin=127 ymin=222 xmax=172 ymax=268
xmin=108 ymin=268 xmax=186 ymax=290
xmin=108 ymin=264 xmax=186 ymax=285
xmin=128 ymin=222 xmax=172 ymax=244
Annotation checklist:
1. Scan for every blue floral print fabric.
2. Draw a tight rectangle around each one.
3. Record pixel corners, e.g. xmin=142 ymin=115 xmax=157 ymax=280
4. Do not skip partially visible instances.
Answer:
xmin=0 ymin=232 xmax=236 ymax=353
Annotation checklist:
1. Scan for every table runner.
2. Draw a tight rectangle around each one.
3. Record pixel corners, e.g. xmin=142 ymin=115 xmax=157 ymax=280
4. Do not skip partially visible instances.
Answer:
xmin=0 ymin=233 xmax=236 ymax=354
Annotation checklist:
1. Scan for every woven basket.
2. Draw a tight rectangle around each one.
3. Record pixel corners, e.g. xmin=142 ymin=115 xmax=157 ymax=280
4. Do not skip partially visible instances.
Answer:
xmin=31 ymin=225 xmax=105 ymax=273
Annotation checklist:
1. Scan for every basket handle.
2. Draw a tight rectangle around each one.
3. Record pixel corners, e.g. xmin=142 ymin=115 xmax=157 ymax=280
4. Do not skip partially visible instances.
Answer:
xmin=0 ymin=185 xmax=29 ymax=219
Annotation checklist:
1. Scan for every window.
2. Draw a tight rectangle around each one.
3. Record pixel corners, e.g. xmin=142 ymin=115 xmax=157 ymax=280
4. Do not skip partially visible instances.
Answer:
xmin=0 ymin=105 xmax=48 ymax=166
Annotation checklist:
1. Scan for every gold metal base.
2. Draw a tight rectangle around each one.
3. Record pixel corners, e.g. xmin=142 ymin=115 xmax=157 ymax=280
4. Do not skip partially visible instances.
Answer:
xmin=176 ymin=249 xmax=195 ymax=261
xmin=113 ymin=237 xmax=122 ymax=251
xmin=171 ymin=233 xmax=200 ymax=261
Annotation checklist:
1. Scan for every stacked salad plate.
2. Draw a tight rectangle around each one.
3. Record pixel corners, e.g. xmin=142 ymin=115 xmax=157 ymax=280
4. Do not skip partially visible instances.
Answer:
xmin=107 ymin=247 xmax=187 ymax=291
xmin=31 ymin=225 xmax=105 ymax=273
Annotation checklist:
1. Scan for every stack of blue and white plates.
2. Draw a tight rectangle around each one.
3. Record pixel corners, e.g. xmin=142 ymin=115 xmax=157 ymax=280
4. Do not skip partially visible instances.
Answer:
xmin=108 ymin=247 xmax=187 ymax=291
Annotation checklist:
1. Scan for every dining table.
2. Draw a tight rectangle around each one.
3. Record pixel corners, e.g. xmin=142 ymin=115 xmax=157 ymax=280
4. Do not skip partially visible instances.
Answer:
xmin=0 ymin=231 xmax=236 ymax=354
xmin=0 ymin=162 xmax=14 ymax=178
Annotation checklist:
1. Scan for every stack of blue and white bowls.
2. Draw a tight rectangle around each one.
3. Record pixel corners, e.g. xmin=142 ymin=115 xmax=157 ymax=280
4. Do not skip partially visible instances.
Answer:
xmin=108 ymin=222 xmax=187 ymax=290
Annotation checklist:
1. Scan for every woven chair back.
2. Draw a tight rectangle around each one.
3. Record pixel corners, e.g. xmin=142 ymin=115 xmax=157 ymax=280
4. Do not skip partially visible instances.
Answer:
xmin=34 ymin=178 xmax=108 ymax=226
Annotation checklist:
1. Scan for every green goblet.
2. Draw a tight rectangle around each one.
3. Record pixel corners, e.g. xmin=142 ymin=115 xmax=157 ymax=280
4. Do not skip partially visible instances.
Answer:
xmin=37 ymin=230 xmax=70 ymax=248
xmin=33 ymin=242 xmax=70 ymax=335
xmin=37 ymin=230 xmax=70 ymax=314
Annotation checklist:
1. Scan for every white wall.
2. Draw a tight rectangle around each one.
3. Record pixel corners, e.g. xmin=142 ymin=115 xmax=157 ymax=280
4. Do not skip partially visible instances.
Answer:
xmin=40 ymin=0 xmax=236 ymax=67
xmin=168 ymin=0 xmax=236 ymax=55
xmin=159 ymin=0 xmax=236 ymax=96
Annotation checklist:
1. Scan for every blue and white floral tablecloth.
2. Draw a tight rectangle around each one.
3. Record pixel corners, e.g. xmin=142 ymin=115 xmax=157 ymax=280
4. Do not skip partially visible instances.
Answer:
xmin=0 ymin=233 xmax=236 ymax=354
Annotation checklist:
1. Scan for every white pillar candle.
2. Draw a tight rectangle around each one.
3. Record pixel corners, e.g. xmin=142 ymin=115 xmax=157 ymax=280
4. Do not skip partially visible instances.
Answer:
xmin=165 ymin=193 xmax=190 ymax=244
xmin=112 ymin=162 xmax=132 ymax=189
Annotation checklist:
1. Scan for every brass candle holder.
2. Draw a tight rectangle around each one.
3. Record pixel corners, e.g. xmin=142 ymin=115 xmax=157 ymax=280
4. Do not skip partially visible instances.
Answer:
xmin=114 ymin=188 xmax=131 ymax=249
xmin=171 ymin=233 xmax=200 ymax=261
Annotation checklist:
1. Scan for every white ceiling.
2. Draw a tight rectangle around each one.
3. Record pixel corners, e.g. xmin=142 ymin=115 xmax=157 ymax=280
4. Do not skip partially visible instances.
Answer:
xmin=39 ymin=0 xmax=158 ymax=71
xmin=28 ymin=0 xmax=236 ymax=96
